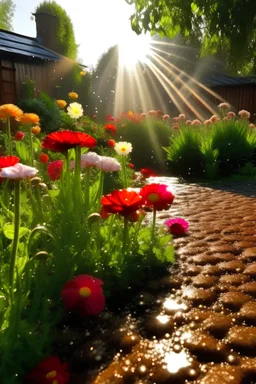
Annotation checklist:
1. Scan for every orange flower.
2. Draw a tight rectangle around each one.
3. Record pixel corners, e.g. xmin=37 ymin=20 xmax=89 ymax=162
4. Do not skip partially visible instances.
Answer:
xmin=68 ymin=91 xmax=78 ymax=100
xmin=39 ymin=153 xmax=49 ymax=163
xmin=56 ymin=99 xmax=67 ymax=109
xmin=31 ymin=126 xmax=41 ymax=134
xmin=17 ymin=113 xmax=40 ymax=125
xmin=0 ymin=104 xmax=23 ymax=120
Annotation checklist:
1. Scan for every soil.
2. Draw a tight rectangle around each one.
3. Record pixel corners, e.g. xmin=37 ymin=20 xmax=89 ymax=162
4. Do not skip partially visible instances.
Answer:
xmin=54 ymin=178 xmax=256 ymax=384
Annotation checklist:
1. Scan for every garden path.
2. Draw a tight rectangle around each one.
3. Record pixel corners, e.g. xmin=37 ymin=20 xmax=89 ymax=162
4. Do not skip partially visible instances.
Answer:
xmin=61 ymin=178 xmax=256 ymax=384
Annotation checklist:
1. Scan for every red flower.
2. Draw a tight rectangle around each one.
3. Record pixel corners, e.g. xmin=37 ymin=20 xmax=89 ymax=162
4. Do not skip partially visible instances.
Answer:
xmin=140 ymin=168 xmax=157 ymax=178
xmin=61 ymin=275 xmax=105 ymax=316
xmin=128 ymin=163 xmax=135 ymax=169
xmin=107 ymin=139 xmax=116 ymax=148
xmin=42 ymin=130 xmax=96 ymax=153
xmin=0 ymin=156 xmax=19 ymax=169
xmin=47 ymin=160 xmax=63 ymax=181
xmin=39 ymin=153 xmax=49 ymax=164
xmin=140 ymin=183 xmax=174 ymax=211
xmin=14 ymin=131 xmax=25 ymax=141
xmin=104 ymin=124 xmax=116 ymax=135
xmin=165 ymin=218 xmax=189 ymax=235
xmin=106 ymin=115 xmax=115 ymax=121
xmin=101 ymin=189 xmax=143 ymax=217
xmin=26 ymin=356 xmax=70 ymax=384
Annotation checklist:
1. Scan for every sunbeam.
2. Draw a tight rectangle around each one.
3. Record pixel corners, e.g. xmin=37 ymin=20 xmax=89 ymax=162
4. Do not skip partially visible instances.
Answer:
xmin=118 ymin=33 xmax=151 ymax=68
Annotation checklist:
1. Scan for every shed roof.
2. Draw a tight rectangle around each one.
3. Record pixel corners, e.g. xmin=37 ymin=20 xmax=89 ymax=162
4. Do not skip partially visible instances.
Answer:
xmin=0 ymin=29 xmax=62 ymax=62
xmin=202 ymin=72 xmax=256 ymax=87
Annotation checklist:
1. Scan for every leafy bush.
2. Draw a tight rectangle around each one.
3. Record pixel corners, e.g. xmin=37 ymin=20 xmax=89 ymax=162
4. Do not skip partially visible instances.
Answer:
xmin=115 ymin=118 xmax=170 ymax=171
xmin=18 ymin=92 xmax=62 ymax=132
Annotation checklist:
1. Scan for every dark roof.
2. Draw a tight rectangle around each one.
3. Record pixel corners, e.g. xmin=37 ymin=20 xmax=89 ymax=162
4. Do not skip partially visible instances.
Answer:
xmin=0 ymin=29 xmax=62 ymax=61
xmin=202 ymin=73 xmax=256 ymax=87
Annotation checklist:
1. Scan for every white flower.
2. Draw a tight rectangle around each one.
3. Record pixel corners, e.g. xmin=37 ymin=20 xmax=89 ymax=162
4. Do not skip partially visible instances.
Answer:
xmin=70 ymin=152 xmax=101 ymax=169
xmin=238 ymin=109 xmax=250 ymax=119
xmin=0 ymin=163 xmax=38 ymax=179
xmin=95 ymin=156 xmax=121 ymax=172
xmin=67 ymin=102 xmax=83 ymax=119
xmin=114 ymin=141 xmax=133 ymax=156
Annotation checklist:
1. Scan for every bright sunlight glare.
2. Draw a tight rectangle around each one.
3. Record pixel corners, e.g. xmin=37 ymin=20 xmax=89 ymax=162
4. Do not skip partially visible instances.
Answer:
xmin=118 ymin=32 xmax=151 ymax=68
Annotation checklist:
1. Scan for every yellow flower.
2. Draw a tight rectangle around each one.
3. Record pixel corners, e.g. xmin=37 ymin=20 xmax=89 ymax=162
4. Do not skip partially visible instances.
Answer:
xmin=0 ymin=104 xmax=23 ymax=120
xmin=31 ymin=126 xmax=41 ymax=134
xmin=114 ymin=141 xmax=133 ymax=156
xmin=56 ymin=99 xmax=67 ymax=109
xmin=68 ymin=91 xmax=78 ymax=100
xmin=127 ymin=111 xmax=133 ymax=116
xmin=17 ymin=113 xmax=40 ymax=125
xmin=80 ymin=71 xmax=87 ymax=76
xmin=67 ymin=102 xmax=83 ymax=119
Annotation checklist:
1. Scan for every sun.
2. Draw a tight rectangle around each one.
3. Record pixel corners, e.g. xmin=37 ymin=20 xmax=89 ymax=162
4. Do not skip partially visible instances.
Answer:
xmin=118 ymin=32 xmax=151 ymax=68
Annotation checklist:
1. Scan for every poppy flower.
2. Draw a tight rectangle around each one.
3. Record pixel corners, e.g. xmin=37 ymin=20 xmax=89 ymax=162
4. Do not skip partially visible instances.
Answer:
xmin=39 ymin=153 xmax=49 ymax=164
xmin=107 ymin=139 xmax=116 ymax=148
xmin=165 ymin=218 xmax=189 ymax=235
xmin=61 ymin=275 xmax=105 ymax=316
xmin=0 ymin=104 xmax=23 ymax=120
xmin=31 ymin=126 xmax=41 ymax=134
xmin=26 ymin=356 xmax=70 ymax=384
xmin=47 ymin=160 xmax=63 ymax=181
xmin=140 ymin=168 xmax=157 ymax=178
xmin=0 ymin=156 xmax=19 ymax=169
xmin=104 ymin=124 xmax=116 ymax=135
xmin=68 ymin=91 xmax=78 ymax=99
xmin=42 ymin=130 xmax=96 ymax=153
xmin=128 ymin=163 xmax=134 ymax=169
xmin=56 ymin=99 xmax=67 ymax=109
xmin=140 ymin=183 xmax=174 ymax=211
xmin=14 ymin=131 xmax=25 ymax=141
xmin=101 ymin=189 xmax=143 ymax=217
xmin=0 ymin=163 xmax=38 ymax=179
xmin=17 ymin=113 xmax=40 ymax=125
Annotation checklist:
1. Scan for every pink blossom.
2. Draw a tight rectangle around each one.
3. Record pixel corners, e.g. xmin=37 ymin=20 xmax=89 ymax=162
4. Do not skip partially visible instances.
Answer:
xmin=204 ymin=120 xmax=212 ymax=125
xmin=0 ymin=163 xmax=38 ymax=179
xmin=210 ymin=115 xmax=220 ymax=123
xmin=172 ymin=123 xmax=179 ymax=129
xmin=179 ymin=114 xmax=186 ymax=120
xmin=249 ymin=123 xmax=255 ymax=128
xmin=95 ymin=156 xmax=121 ymax=172
xmin=238 ymin=110 xmax=250 ymax=119
xmin=165 ymin=218 xmax=189 ymax=235
xmin=191 ymin=119 xmax=201 ymax=125
xmin=186 ymin=120 xmax=192 ymax=125
xmin=223 ymin=116 xmax=229 ymax=121
xmin=162 ymin=114 xmax=170 ymax=120
xmin=218 ymin=102 xmax=230 ymax=109
xmin=70 ymin=152 xmax=101 ymax=170
xmin=228 ymin=111 xmax=236 ymax=118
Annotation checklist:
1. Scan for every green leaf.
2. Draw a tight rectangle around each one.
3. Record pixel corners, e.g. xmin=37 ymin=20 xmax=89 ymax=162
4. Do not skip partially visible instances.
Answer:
xmin=48 ymin=189 xmax=60 ymax=198
xmin=3 ymin=224 xmax=30 ymax=240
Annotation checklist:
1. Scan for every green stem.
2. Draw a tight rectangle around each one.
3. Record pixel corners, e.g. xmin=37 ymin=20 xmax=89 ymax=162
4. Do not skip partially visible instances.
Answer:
xmin=122 ymin=218 xmax=129 ymax=261
xmin=74 ymin=145 xmax=82 ymax=207
xmin=84 ymin=166 xmax=90 ymax=217
xmin=121 ymin=156 xmax=128 ymax=188
xmin=96 ymin=170 xmax=104 ymax=211
xmin=27 ymin=124 xmax=33 ymax=165
xmin=6 ymin=116 xmax=12 ymax=155
xmin=151 ymin=209 xmax=157 ymax=245
xmin=9 ymin=180 xmax=21 ymax=300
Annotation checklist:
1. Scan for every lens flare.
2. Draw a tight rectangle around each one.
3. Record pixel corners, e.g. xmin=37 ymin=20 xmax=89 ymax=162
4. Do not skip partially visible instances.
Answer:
xmin=118 ymin=33 xmax=151 ymax=68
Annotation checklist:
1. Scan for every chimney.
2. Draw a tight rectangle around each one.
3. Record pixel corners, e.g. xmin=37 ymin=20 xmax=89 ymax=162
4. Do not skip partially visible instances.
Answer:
xmin=33 ymin=12 xmax=62 ymax=54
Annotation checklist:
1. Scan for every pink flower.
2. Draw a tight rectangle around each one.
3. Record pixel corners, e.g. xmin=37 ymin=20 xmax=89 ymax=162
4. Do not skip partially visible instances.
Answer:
xmin=172 ymin=123 xmax=179 ymax=129
xmin=172 ymin=117 xmax=179 ymax=122
xmin=179 ymin=114 xmax=186 ymax=120
xmin=148 ymin=110 xmax=157 ymax=116
xmin=140 ymin=112 xmax=147 ymax=118
xmin=223 ymin=116 xmax=229 ymax=121
xmin=0 ymin=163 xmax=38 ymax=179
xmin=210 ymin=115 xmax=220 ymax=123
xmin=70 ymin=152 xmax=101 ymax=169
xmin=165 ymin=218 xmax=189 ymax=235
xmin=228 ymin=111 xmax=236 ymax=118
xmin=204 ymin=120 xmax=212 ymax=125
xmin=106 ymin=115 xmax=115 ymax=121
xmin=218 ymin=102 xmax=230 ymax=109
xmin=186 ymin=120 xmax=192 ymax=125
xmin=238 ymin=110 xmax=250 ymax=119
xmin=140 ymin=183 xmax=174 ymax=211
xmin=162 ymin=114 xmax=170 ymax=120
xmin=191 ymin=119 xmax=201 ymax=125
xmin=249 ymin=123 xmax=255 ymax=128
xmin=95 ymin=156 xmax=121 ymax=172
xmin=61 ymin=275 xmax=105 ymax=316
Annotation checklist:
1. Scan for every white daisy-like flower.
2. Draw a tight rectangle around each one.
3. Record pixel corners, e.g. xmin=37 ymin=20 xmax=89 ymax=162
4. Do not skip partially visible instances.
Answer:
xmin=67 ymin=102 xmax=83 ymax=119
xmin=114 ymin=141 xmax=133 ymax=156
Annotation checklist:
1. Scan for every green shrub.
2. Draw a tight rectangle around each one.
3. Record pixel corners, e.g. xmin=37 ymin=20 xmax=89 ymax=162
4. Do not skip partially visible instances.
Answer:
xmin=115 ymin=118 xmax=170 ymax=171
xmin=18 ymin=92 xmax=62 ymax=132
xmin=199 ymin=138 xmax=219 ymax=179
xmin=164 ymin=126 xmax=204 ymax=178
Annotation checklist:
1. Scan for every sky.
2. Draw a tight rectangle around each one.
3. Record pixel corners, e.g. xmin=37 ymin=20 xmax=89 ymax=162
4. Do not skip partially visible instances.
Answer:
xmin=13 ymin=0 xmax=136 ymax=68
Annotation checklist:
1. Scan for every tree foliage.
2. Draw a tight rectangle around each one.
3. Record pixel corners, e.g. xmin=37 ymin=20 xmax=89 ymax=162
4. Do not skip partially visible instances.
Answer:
xmin=0 ymin=0 xmax=15 ymax=31
xmin=35 ymin=1 xmax=78 ymax=59
xmin=126 ymin=0 xmax=256 ymax=73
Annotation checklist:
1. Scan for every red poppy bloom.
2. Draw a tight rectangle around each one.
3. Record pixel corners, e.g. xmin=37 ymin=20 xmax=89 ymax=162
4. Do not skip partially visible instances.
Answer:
xmin=140 ymin=183 xmax=174 ymax=211
xmin=140 ymin=168 xmax=157 ymax=178
xmin=107 ymin=139 xmax=116 ymax=148
xmin=101 ymin=189 xmax=143 ymax=217
xmin=39 ymin=153 xmax=49 ymax=164
xmin=128 ymin=163 xmax=135 ymax=169
xmin=26 ymin=356 xmax=70 ymax=384
xmin=165 ymin=218 xmax=189 ymax=235
xmin=104 ymin=124 xmax=116 ymax=135
xmin=61 ymin=275 xmax=105 ymax=316
xmin=14 ymin=131 xmax=25 ymax=141
xmin=47 ymin=160 xmax=63 ymax=181
xmin=0 ymin=156 xmax=19 ymax=169
xmin=42 ymin=130 xmax=96 ymax=153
